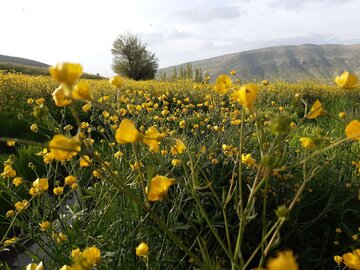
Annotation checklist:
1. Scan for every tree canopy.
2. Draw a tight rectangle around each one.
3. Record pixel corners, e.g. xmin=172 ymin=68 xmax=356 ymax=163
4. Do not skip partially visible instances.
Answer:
xmin=111 ymin=33 xmax=158 ymax=80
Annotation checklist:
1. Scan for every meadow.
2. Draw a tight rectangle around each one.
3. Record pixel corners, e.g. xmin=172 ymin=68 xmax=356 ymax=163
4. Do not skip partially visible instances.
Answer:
xmin=0 ymin=66 xmax=359 ymax=270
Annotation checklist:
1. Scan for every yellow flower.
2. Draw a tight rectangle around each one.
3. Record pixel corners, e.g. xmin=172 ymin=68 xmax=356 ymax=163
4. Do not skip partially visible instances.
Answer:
xmin=82 ymin=103 xmax=92 ymax=112
xmin=35 ymin=98 xmax=45 ymax=105
xmin=43 ymin=152 xmax=54 ymax=164
xmin=49 ymin=63 xmax=83 ymax=87
xmin=345 ymin=120 xmax=360 ymax=141
xmin=266 ymin=250 xmax=299 ymax=270
xmin=6 ymin=210 xmax=15 ymax=218
xmin=12 ymin=177 xmax=22 ymax=187
xmin=170 ymin=139 xmax=186 ymax=155
xmin=307 ymin=99 xmax=325 ymax=119
xmin=334 ymin=255 xmax=343 ymax=265
xmin=242 ymin=153 xmax=256 ymax=167
xmin=143 ymin=126 xmax=163 ymax=152
xmin=147 ymin=175 xmax=175 ymax=201
xmin=32 ymin=178 xmax=49 ymax=194
xmin=214 ymin=74 xmax=232 ymax=95
xmin=39 ymin=221 xmax=51 ymax=231
xmin=6 ymin=140 xmax=16 ymax=147
xmin=59 ymin=265 xmax=73 ymax=270
xmin=80 ymin=155 xmax=92 ymax=167
xmin=114 ymin=151 xmax=123 ymax=159
xmin=136 ymin=242 xmax=149 ymax=257
xmin=171 ymin=159 xmax=181 ymax=167
xmin=93 ymin=170 xmax=101 ymax=178
xmin=15 ymin=200 xmax=30 ymax=212
xmin=72 ymin=248 xmax=81 ymax=258
xmin=53 ymin=232 xmax=68 ymax=243
xmin=179 ymin=120 xmax=186 ymax=129
xmin=262 ymin=79 xmax=270 ymax=86
xmin=52 ymin=85 xmax=72 ymax=107
xmin=230 ymin=69 xmax=236 ymax=76
xmin=343 ymin=249 xmax=360 ymax=269
xmin=230 ymin=83 xmax=259 ymax=112
xmin=130 ymin=161 xmax=143 ymax=171
xmin=299 ymin=137 xmax=315 ymax=149
xmin=4 ymin=237 xmax=17 ymax=246
xmin=49 ymin=135 xmax=81 ymax=161
xmin=1 ymin=165 xmax=16 ymax=178
xmin=26 ymin=262 xmax=44 ymax=270
xmin=81 ymin=246 xmax=101 ymax=266
xmin=352 ymin=161 xmax=360 ymax=174
xmin=65 ymin=175 xmax=77 ymax=185
xmin=29 ymin=187 xmax=37 ymax=196
xmin=30 ymin=124 xmax=39 ymax=133
xmin=109 ymin=75 xmax=125 ymax=88
xmin=53 ymin=186 xmax=64 ymax=196
xmin=335 ymin=71 xmax=359 ymax=89
xmin=72 ymin=80 xmax=92 ymax=101
xmin=339 ymin=112 xmax=347 ymax=119
xmin=27 ymin=98 xmax=34 ymax=104
xmin=115 ymin=119 xmax=143 ymax=144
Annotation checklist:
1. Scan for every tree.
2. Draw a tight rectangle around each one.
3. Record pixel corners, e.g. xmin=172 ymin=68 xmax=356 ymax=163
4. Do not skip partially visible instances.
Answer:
xmin=111 ymin=33 xmax=158 ymax=80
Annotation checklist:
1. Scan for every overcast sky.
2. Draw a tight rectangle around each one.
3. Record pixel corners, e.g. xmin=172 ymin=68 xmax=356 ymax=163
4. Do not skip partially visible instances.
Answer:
xmin=2 ymin=0 xmax=360 ymax=76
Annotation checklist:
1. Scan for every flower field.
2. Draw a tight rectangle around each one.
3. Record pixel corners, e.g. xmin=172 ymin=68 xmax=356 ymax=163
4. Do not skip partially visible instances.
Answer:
xmin=0 ymin=66 xmax=359 ymax=270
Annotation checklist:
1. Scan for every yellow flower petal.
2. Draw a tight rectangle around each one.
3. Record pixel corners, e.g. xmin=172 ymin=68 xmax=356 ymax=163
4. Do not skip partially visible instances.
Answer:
xmin=49 ymin=135 xmax=81 ymax=161
xmin=214 ymin=74 xmax=232 ymax=95
xmin=266 ymin=250 xmax=299 ymax=270
xmin=307 ymin=99 xmax=325 ymax=119
xmin=343 ymin=249 xmax=360 ymax=270
xmin=136 ymin=242 xmax=149 ymax=257
xmin=115 ymin=119 xmax=143 ymax=144
xmin=109 ymin=75 xmax=125 ymax=88
xmin=49 ymin=63 xmax=83 ymax=87
xmin=147 ymin=175 xmax=175 ymax=201
xmin=345 ymin=120 xmax=360 ymax=140
xmin=170 ymin=139 xmax=186 ymax=155
xmin=52 ymin=85 xmax=72 ymax=107
xmin=143 ymin=126 xmax=163 ymax=152
xmin=230 ymin=83 xmax=259 ymax=112
xmin=72 ymin=80 xmax=92 ymax=101
xmin=335 ymin=71 xmax=359 ymax=89
xmin=299 ymin=137 xmax=315 ymax=149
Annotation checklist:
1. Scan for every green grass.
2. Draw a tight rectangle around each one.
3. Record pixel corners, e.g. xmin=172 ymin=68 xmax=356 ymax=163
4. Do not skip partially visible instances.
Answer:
xmin=0 ymin=73 xmax=359 ymax=269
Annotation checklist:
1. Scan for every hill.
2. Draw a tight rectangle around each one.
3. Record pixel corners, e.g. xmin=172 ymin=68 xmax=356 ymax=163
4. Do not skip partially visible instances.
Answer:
xmin=0 ymin=54 xmax=105 ymax=79
xmin=157 ymin=44 xmax=360 ymax=81
xmin=0 ymin=54 xmax=50 ymax=75
xmin=0 ymin=54 xmax=50 ymax=68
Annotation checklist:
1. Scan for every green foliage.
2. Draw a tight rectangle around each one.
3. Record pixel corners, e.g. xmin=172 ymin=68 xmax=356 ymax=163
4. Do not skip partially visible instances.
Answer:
xmin=111 ymin=33 xmax=158 ymax=80
xmin=0 ymin=72 xmax=359 ymax=269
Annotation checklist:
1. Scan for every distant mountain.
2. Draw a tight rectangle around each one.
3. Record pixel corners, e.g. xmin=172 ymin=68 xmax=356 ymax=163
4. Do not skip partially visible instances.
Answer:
xmin=0 ymin=54 xmax=49 ymax=68
xmin=0 ymin=54 xmax=104 ymax=79
xmin=157 ymin=44 xmax=360 ymax=81
xmin=0 ymin=54 xmax=50 ymax=75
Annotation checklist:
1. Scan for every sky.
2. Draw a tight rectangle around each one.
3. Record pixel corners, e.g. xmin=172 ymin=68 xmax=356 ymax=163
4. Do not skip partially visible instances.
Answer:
xmin=1 ymin=0 xmax=360 ymax=76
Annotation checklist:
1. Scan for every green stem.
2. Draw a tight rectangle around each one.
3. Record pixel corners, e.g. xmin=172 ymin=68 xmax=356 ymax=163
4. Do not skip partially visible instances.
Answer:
xmin=233 ymin=107 xmax=245 ymax=269
xmin=131 ymin=143 xmax=148 ymax=204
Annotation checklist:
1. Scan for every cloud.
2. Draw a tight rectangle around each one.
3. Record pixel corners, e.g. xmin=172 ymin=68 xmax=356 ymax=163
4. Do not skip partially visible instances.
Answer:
xmin=174 ymin=6 xmax=241 ymax=23
xmin=269 ymin=0 xmax=353 ymax=10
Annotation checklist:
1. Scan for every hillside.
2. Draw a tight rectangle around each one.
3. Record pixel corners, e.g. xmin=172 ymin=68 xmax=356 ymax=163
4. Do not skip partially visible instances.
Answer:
xmin=0 ymin=54 xmax=50 ymax=68
xmin=157 ymin=44 xmax=360 ymax=81
xmin=0 ymin=54 xmax=104 ymax=79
